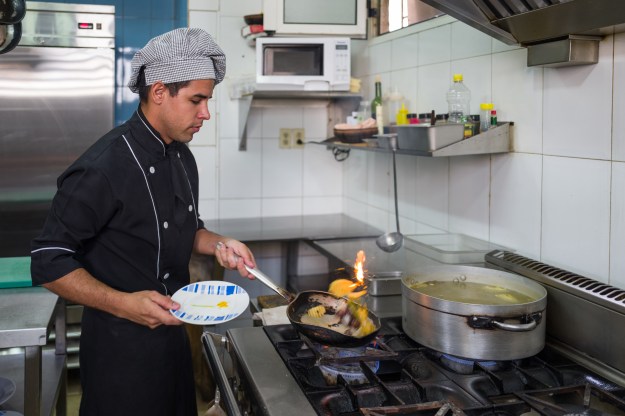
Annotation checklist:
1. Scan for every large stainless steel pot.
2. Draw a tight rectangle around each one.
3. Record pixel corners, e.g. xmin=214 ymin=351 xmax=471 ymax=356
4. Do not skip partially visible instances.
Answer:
xmin=401 ymin=265 xmax=547 ymax=361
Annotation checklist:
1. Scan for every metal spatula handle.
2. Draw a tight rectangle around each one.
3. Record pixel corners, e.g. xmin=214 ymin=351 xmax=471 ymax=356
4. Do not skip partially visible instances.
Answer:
xmin=244 ymin=265 xmax=296 ymax=303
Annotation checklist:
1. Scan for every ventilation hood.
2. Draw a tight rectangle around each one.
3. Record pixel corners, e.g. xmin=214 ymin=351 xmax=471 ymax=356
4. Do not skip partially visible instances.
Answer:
xmin=420 ymin=0 xmax=625 ymax=67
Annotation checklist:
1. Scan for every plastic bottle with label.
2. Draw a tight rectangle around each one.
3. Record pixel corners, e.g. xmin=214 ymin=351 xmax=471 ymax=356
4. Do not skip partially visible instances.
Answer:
xmin=386 ymin=86 xmax=403 ymax=125
xmin=480 ymin=103 xmax=494 ymax=132
xmin=446 ymin=74 xmax=471 ymax=124
xmin=490 ymin=109 xmax=498 ymax=128
xmin=396 ymin=103 xmax=408 ymax=125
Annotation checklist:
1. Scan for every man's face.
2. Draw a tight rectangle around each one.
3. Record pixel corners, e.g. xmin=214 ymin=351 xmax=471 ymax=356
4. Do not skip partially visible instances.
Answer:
xmin=158 ymin=79 xmax=215 ymax=144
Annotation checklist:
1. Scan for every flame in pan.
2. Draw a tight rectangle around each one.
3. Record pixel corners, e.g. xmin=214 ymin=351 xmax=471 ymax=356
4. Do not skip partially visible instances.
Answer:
xmin=328 ymin=250 xmax=368 ymax=300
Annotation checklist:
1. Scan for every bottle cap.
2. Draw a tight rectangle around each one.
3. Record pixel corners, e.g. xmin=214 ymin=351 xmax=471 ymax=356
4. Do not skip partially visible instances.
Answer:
xmin=491 ymin=110 xmax=497 ymax=114
xmin=480 ymin=103 xmax=494 ymax=110
xmin=453 ymin=74 xmax=463 ymax=82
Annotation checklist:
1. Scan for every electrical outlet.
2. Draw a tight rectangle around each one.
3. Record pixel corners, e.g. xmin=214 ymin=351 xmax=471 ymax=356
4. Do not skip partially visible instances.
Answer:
xmin=292 ymin=128 xmax=305 ymax=148
xmin=279 ymin=128 xmax=292 ymax=149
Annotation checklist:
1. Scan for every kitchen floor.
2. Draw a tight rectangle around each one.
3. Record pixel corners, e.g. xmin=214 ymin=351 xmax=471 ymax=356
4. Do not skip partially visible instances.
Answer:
xmin=64 ymin=370 xmax=213 ymax=415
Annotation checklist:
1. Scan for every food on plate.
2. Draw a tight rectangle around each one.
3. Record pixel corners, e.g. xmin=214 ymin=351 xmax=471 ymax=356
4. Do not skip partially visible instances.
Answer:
xmin=307 ymin=305 xmax=326 ymax=318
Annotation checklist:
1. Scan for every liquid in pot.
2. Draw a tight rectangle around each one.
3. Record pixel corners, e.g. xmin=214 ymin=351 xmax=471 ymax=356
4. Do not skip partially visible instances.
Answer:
xmin=409 ymin=280 xmax=537 ymax=305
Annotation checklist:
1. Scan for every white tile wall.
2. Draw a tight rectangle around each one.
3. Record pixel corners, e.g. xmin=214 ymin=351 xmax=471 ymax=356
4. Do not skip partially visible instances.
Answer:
xmin=391 ymin=34 xmax=419 ymax=70
xmin=541 ymin=156 xmax=611 ymax=281
xmin=188 ymin=6 xmax=625 ymax=289
xmin=492 ymin=49 xmax=543 ymax=154
xmin=448 ymin=155 xmax=491 ymax=240
xmin=610 ymin=162 xmax=625 ymax=287
xmin=490 ymin=153 xmax=542 ymax=259
xmin=542 ymin=36 xmax=614 ymax=160
xmin=614 ymin=33 xmax=625 ymax=162
xmin=450 ymin=22 xmax=492 ymax=60
xmin=415 ymin=157 xmax=449 ymax=231
xmin=419 ymin=24 xmax=451 ymax=65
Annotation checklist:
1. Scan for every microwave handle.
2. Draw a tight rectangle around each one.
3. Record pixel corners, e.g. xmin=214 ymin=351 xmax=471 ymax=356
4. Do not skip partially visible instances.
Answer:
xmin=201 ymin=332 xmax=243 ymax=416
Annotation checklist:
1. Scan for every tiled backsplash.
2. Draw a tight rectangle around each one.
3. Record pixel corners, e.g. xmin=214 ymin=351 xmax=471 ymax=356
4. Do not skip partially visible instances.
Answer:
xmin=345 ymin=21 xmax=625 ymax=288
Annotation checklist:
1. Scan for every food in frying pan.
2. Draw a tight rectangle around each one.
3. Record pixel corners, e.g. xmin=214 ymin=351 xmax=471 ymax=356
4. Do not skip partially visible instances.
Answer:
xmin=329 ymin=279 xmax=367 ymax=299
xmin=307 ymin=305 xmax=326 ymax=318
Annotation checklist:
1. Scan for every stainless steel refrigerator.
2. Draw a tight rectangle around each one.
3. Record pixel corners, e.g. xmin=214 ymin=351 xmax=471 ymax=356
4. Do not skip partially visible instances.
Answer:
xmin=0 ymin=2 xmax=115 ymax=256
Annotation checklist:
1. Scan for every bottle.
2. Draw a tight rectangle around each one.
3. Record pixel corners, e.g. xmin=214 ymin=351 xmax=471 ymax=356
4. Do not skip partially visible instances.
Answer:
xmin=396 ymin=103 xmax=408 ymax=125
xmin=490 ymin=109 xmax=498 ymax=128
xmin=371 ymin=75 xmax=383 ymax=119
xmin=480 ymin=103 xmax=494 ymax=132
xmin=386 ymin=86 xmax=403 ymax=125
xmin=375 ymin=104 xmax=384 ymax=135
xmin=356 ymin=101 xmax=370 ymax=123
xmin=446 ymin=74 xmax=471 ymax=124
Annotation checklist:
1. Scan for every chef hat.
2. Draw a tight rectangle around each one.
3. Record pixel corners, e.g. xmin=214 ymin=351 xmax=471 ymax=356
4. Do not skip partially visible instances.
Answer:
xmin=128 ymin=28 xmax=226 ymax=93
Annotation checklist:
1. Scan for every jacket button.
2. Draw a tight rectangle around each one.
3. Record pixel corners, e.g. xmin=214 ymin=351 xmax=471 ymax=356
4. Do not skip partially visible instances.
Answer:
xmin=149 ymin=166 xmax=155 ymax=174
xmin=163 ymin=273 xmax=170 ymax=280
xmin=188 ymin=205 xmax=193 ymax=212
xmin=163 ymin=221 xmax=169 ymax=229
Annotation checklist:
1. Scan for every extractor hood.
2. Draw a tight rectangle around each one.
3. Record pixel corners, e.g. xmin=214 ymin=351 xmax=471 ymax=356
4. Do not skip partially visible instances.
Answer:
xmin=420 ymin=0 xmax=625 ymax=67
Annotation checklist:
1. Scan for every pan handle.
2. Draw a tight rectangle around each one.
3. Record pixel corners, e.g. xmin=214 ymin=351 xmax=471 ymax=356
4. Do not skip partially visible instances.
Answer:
xmin=244 ymin=265 xmax=296 ymax=303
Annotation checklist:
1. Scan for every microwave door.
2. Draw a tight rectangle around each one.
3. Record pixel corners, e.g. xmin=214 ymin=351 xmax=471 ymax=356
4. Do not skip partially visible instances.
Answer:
xmin=263 ymin=44 xmax=323 ymax=76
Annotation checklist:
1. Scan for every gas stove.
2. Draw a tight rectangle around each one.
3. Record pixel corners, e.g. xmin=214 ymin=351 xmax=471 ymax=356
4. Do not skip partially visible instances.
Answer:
xmin=203 ymin=317 xmax=625 ymax=416
xmin=202 ymin=251 xmax=625 ymax=416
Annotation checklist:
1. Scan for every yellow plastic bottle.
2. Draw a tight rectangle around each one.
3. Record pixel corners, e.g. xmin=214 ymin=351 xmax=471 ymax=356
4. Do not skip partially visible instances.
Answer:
xmin=396 ymin=103 xmax=408 ymax=125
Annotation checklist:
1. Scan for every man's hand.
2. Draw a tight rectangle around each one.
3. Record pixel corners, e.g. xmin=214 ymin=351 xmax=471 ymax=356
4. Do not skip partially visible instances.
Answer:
xmin=215 ymin=239 xmax=256 ymax=279
xmin=118 ymin=290 xmax=183 ymax=329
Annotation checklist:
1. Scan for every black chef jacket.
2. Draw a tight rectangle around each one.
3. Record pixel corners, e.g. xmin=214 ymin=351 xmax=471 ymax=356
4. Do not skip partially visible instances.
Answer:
xmin=31 ymin=108 xmax=203 ymax=416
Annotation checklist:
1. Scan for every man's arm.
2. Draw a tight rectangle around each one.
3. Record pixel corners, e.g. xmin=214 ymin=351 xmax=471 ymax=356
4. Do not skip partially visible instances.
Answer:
xmin=193 ymin=228 xmax=256 ymax=278
xmin=43 ymin=268 xmax=182 ymax=329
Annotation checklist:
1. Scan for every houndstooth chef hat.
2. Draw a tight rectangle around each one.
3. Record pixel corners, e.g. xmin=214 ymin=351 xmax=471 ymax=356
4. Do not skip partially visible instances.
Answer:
xmin=128 ymin=28 xmax=226 ymax=93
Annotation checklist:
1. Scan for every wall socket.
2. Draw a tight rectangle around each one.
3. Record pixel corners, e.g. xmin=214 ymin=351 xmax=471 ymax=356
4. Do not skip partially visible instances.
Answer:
xmin=279 ymin=128 xmax=305 ymax=149
xmin=292 ymin=128 xmax=305 ymax=148
xmin=279 ymin=128 xmax=292 ymax=149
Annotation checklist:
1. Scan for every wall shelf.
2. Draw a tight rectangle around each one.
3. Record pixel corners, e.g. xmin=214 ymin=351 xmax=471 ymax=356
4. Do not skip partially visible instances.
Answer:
xmin=232 ymin=88 xmax=361 ymax=151
xmin=321 ymin=122 xmax=513 ymax=157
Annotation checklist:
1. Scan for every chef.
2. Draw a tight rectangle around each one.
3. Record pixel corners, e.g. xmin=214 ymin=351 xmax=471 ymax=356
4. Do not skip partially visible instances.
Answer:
xmin=30 ymin=28 xmax=254 ymax=415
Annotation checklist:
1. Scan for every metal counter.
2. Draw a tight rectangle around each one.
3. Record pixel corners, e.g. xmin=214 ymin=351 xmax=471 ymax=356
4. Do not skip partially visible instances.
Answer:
xmin=203 ymin=214 xmax=383 ymax=281
xmin=0 ymin=287 xmax=66 ymax=416
xmin=202 ymin=214 xmax=382 ymax=243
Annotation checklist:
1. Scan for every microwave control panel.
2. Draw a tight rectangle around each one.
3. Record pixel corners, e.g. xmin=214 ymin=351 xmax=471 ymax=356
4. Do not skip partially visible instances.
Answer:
xmin=333 ymin=40 xmax=350 ymax=85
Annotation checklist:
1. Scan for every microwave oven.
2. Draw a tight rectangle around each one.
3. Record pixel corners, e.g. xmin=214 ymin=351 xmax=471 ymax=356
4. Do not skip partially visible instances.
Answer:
xmin=255 ymin=37 xmax=351 ymax=91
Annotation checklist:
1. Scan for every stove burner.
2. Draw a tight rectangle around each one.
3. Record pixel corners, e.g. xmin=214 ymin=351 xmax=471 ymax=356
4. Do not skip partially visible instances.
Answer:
xmin=316 ymin=346 xmax=380 ymax=385
xmin=439 ymin=353 xmax=499 ymax=375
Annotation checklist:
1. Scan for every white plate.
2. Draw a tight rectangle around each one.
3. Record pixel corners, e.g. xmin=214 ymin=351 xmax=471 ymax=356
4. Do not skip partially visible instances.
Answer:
xmin=170 ymin=281 xmax=249 ymax=325
xmin=0 ymin=377 xmax=16 ymax=406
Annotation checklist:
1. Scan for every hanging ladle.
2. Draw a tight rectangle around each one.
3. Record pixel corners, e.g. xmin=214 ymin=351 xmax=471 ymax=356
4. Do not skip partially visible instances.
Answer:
xmin=376 ymin=134 xmax=404 ymax=253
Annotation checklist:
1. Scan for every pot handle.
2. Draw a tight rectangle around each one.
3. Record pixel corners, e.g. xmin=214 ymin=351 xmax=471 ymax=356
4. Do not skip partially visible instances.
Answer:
xmin=490 ymin=319 xmax=537 ymax=332
xmin=469 ymin=312 xmax=542 ymax=332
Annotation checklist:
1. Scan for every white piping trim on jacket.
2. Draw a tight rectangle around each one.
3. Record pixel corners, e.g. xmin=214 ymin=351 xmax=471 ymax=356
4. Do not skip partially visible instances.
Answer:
xmin=136 ymin=110 xmax=165 ymax=156
xmin=177 ymin=153 xmax=199 ymax=229
xmin=122 ymin=134 xmax=161 ymax=281
xmin=31 ymin=247 xmax=75 ymax=254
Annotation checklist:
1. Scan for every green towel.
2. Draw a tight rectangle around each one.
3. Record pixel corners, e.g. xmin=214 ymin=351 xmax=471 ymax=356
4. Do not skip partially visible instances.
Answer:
xmin=0 ymin=256 xmax=32 ymax=288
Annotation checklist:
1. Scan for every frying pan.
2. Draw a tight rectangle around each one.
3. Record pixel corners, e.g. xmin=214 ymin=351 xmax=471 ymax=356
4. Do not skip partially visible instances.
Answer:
xmin=245 ymin=265 xmax=381 ymax=347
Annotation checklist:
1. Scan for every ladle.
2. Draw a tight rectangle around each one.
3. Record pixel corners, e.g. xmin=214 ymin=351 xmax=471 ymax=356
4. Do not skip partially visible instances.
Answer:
xmin=376 ymin=134 xmax=404 ymax=253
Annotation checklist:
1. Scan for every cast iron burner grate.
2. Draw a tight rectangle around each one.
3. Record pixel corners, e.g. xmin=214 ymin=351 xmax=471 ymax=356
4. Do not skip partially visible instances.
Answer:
xmin=262 ymin=317 xmax=625 ymax=416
